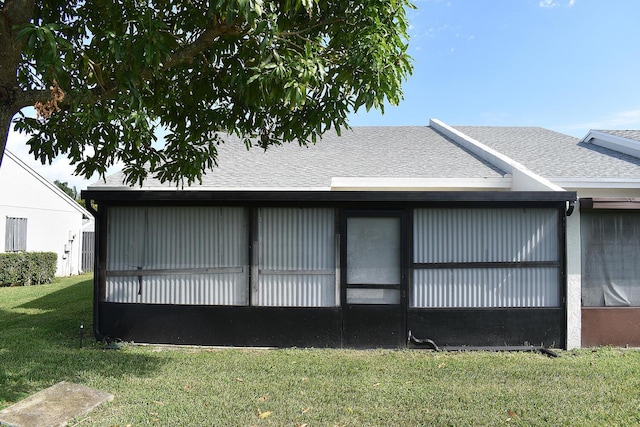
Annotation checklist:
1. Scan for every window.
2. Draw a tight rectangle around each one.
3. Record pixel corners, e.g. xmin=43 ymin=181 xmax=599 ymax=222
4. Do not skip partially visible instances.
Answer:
xmin=255 ymin=208 xmax=338 ymax=307
xmin=581 ymin=211 xmax=640 ymax=307
xmin=5 ymin=217 xmax=27 ymax=252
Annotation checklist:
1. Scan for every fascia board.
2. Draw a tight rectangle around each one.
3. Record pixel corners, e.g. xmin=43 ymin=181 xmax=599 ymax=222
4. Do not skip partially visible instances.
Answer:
xmin=85 ymin=185 xmax=332 ymax=192
xmin=330 ymin=177 xmax=511 ymax=191
xmin=550 ymin=177 xmax=640 ymax=189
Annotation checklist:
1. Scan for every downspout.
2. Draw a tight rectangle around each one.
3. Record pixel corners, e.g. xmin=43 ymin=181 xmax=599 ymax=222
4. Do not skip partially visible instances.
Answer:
xmin=83 ymin=197 xmax=108 ymax=342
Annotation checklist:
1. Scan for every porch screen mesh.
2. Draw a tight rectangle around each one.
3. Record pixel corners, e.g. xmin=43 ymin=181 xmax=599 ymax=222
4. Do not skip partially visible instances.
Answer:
xmin=581 ymin=211 xmax=640 ymax=307
xmin=106 ymin=206 xmax=249 ymax=305
xmin=256 ymin=208 xmax=337 ymax=307
xmin=412 ymin=208 xmax=560 ymax=308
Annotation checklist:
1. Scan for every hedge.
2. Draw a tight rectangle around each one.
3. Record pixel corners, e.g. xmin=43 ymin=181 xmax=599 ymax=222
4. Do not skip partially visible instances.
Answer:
xmin=0 ymin=252 xmax=57 ymax=286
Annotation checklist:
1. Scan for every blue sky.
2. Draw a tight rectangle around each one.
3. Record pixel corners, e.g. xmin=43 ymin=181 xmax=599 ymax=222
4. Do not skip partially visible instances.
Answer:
xmin=351 ymin=0 xmax=640 ymax=135
xmin=6 ymin=0 xmax=640 ymax=190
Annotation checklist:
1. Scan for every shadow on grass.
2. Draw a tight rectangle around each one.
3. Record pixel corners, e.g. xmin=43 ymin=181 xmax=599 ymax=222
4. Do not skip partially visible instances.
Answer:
xmin=0 ymin=277 xmax=165 ymax=406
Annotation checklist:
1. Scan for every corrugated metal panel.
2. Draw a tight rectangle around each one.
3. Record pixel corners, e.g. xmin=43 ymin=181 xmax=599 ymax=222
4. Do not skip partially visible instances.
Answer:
xmin=107 ymin=207 xmax=146 ymax=271
xmin=106 ymin=272 xmax=248 ymax=305
xmin=257 ymin=208 xmax=336 ymax=307
xmin=412 ymin=268 xmax=559 ymax=308
xmin=255 ymin=274 xmax=335 ymax=307
xmin=412 ymin=208 xmax=560 ymax=308
xmin=106 ymin=207 xmax=248 ymax=305
xmin=413 ymin=208 xmax=558 ymax=263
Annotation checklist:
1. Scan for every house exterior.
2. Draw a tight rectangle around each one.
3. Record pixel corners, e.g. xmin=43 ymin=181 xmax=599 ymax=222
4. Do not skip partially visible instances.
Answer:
xmin=0 ymin=149 xmax=93 ymax=277
xmin=455 ymin=126 xmax=640 ymax=347
xmin=83 ymin=119 xmax=578 ymax=349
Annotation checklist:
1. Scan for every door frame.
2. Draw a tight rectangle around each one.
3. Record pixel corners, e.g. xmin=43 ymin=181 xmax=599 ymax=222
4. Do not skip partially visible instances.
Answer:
xmin=340 ymin=209 xmax=409 ymax=348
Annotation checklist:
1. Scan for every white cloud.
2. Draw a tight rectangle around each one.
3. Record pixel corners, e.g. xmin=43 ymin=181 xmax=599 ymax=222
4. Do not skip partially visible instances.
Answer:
xmin=539 ymin=0 xmax=557 ymax=8
xmin=539 ymin=0 xmax=576 ymax=8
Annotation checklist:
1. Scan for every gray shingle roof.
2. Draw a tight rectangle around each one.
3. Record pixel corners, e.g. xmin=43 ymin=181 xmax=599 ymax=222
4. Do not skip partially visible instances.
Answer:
xmin=90 ymin=126 xmax=504 ymax=189
xmin=454 ymin=126 xmax=640 ymax=180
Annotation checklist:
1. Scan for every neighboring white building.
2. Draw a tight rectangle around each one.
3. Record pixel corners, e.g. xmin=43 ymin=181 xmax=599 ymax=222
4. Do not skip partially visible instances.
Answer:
xmin=0 ymin=149 xmax=94 ymax=276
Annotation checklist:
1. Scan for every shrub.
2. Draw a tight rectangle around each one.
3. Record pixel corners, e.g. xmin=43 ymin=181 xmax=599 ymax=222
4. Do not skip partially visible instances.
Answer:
xmin=0 ymin=252 xmax=57 ymax=286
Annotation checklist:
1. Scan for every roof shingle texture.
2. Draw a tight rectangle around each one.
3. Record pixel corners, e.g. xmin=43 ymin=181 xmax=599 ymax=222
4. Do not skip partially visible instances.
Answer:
xmin=454 ymin=126 xmax=640 ymax=179
xmin=91 ymin=126 xmax=504 ymax=189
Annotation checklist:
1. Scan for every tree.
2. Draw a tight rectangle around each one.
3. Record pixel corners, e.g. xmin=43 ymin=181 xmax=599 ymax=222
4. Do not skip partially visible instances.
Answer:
xmin=53 ymin=179 xmax=77 ymax=199
xmin=0 ymin=0 xmax=413 ymax=185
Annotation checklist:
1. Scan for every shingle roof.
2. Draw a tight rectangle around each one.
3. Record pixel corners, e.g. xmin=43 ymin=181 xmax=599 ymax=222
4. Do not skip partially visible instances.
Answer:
xmin=594 ymin=129 xmax=640 ymax=142
xmin=90 ymin=126 xmax=504 ymax=189
xmin=453 ymin=126 xmax=640 ymax=180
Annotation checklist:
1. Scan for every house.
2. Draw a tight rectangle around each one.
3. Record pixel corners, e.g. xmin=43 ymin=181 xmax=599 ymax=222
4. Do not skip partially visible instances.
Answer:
xmin=0 ymin=149 xmax=93 ymax=277
xmin=83 ymin=119 xmax=577 ymax=349
xmin=454 ymin=126 xmax=640 ymax=347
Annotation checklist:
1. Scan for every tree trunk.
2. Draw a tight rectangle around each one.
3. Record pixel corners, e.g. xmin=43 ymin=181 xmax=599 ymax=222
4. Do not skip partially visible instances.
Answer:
xmin=0 ymin=107 xmax=13 ymax=168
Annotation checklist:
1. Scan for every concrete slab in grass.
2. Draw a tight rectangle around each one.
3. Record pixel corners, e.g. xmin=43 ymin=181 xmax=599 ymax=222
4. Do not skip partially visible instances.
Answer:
xmin=0 ymin=381 xmax=113 ymax=427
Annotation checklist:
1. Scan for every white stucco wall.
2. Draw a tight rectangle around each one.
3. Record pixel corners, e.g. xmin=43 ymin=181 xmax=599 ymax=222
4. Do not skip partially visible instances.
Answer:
xmin=0 ymin=152 xmax=90 ymax=276
xmin=565 ymin=206 xmax=581 ymax=349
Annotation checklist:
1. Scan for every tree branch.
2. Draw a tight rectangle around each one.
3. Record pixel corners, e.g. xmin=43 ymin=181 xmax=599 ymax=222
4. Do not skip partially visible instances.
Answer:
xmin=278 ymin=17 xmax=344 ymax=37
xmin=163 ymin=17 xmax=245 ymax=70
xmin=80 ymin=18 xmax=246 ymax=103
xmin=12 ymin=87 xmax=49 ymax=110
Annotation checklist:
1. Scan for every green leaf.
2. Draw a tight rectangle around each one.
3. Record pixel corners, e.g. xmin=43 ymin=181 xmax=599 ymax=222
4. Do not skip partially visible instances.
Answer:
xmin=7 ymin=0 xmax=414 ymax=186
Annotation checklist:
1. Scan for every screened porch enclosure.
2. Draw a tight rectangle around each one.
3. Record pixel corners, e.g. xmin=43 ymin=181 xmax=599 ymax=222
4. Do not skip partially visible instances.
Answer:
xmin=105 ymin=207 xmax=338 ymax=308
xmin=408 ymin=207 xmax=564 ymax=348
xmin=106 ymin=206 xmax=250 ymax=305
xmin=412 ymin=208 xmax=561 ymax=309
xmin=96 ymin=198 xmax=567 ymax=348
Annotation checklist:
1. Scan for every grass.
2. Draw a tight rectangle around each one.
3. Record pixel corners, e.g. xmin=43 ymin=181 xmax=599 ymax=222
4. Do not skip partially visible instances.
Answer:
xmin=1 ymin=276 xmax=640 ymax=426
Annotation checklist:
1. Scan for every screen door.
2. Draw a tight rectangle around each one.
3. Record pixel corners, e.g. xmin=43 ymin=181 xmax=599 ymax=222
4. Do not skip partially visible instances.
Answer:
xmin=342 ymin=212 xmax=405 ymax=348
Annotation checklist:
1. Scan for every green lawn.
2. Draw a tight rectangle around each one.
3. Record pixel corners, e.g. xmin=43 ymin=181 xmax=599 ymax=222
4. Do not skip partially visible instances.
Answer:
xmin=1 ymin=276 xmax=640 ymax=426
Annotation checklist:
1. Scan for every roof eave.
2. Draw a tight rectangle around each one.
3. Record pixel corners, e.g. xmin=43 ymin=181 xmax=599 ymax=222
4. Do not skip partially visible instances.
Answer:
xmin=550 ymin=177 xmax=640 ymax=189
